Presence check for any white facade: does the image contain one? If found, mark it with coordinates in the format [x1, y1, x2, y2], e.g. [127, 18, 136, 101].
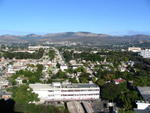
[128, 47, 141, 52]
[136, 101, 150, 110]
[60, 65, 68, 71]
[28, 46, 49, 50]
[15, 77, 23, 85]
[7, 65, 15, 74]
[139, 49, 150, 58]
[0, 80, 9, 89]
[29, 82, 100, 102]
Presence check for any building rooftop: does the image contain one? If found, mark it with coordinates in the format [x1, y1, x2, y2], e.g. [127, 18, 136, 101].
[29, 84, 52, 90]
[64, 83, 98, 88]
[29, 82, 99, 90]
[138, 87, 150, 95]
[135, 106, 150, 113]
[0, 91, 12, 96]
[137, 87, 150, 101]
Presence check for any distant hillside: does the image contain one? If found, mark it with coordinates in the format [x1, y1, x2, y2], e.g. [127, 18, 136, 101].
[0, 32, 150, 46]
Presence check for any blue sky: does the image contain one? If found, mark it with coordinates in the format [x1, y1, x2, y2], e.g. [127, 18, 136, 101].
[0, 0, 150, 35]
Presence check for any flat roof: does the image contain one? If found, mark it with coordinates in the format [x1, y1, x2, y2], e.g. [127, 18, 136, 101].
[65, 83, 98, 88]
[138, 87, 150, 95]
[29, 84, 52, 90]
[29, 83, 99, 90]
[137, 87, 150, 101]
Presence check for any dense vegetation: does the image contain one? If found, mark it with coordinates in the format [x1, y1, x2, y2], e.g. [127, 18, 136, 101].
[1, 48, 44, 59]
[62, 50, 105, 62]
[9, 64, 43, 84]
[15, 103, 68, 113]
[48, 49, 56, 60]
[7, 85, 39, 104]
[101, 82, 141, 112]
[61, 49, 150, 87]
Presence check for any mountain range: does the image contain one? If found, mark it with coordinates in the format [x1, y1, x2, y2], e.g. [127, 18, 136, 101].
[0, 32, 150, 46]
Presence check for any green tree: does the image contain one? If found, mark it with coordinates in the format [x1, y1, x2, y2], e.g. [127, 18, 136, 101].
[96, 78, 105, 87]
[52, 70, 67, 79]
[119, 91, 140, 110]
[48, 49, 55, 60]
[101, 83, 127, 101]
[69, 77, 78, 83]
[8, 85, 39, 104]
[79, 72, 90, 83]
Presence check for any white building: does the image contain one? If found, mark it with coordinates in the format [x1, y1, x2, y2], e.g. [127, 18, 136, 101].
[134, 87, 150, 112]
[7, 65, 15, 74]
[60, 65, 68, 71]
[28, 46, 49, 50]
[15, 77, 23, 85]
[139, 49, 150, 58]
[29, 82, 100, 102]
[128, 47, 141, 52]
[136, 101, 150, 110]
[0, 80, 9, 89]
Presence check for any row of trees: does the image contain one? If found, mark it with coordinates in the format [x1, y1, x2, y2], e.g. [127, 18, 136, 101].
[1, 48, 44, 59]
[62, 50, 106, 62]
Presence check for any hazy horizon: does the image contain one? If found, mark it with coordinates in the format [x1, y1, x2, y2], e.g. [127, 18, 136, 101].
[0, 31, 150, 37]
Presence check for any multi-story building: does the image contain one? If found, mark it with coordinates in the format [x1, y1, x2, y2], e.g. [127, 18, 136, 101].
[28, 46, 49, 50]
[134, 87, 150, 113]
[139, 49, 150, 58]
[128, 47, 141, 52]
[29, 82, 100, 102]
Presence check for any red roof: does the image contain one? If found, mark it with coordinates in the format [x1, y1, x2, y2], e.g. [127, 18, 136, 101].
[114, 78, 125, 83]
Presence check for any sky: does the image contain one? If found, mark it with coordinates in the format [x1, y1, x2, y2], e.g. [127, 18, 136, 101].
[0, 0, 150, 35]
